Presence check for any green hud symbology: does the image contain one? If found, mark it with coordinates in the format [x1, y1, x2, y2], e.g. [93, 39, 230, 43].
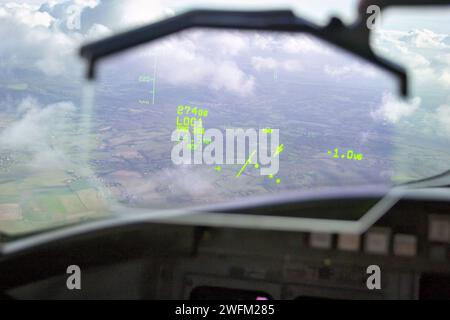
[175, 105, 210, 150]
[173, 108, 284, 185]
[328, 148, 363, 161]
[137, 55, 157, 105]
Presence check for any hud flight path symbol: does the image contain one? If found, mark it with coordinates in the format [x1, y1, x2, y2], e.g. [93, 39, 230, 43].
[236, 150, 257, 177]
[269, 144, 284, 184]
[138, 55, 157, 105]
[237, 143, 284, 184]
[275, 144, 284, 157]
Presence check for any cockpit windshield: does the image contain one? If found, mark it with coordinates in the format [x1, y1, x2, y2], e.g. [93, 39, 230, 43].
[0, 1, 449, 236]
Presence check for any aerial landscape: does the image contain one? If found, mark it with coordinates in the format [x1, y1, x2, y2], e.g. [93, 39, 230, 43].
[1, 28, 450, 235]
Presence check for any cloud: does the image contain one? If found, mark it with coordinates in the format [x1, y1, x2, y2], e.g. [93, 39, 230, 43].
[437, 53, 450, 66]
[281, 35, 330, 55]
[1, 1, 447, 100]
[251, 56, 302, 72]
[371, 93, 421, 124]
[0, 1, 328, 91]
[0, 0, 167, 78]
[439, 71, 450, 88]
[251, 56, 278, 70]
[39, 0, 100, 31]
[202, 32, 248, 56]
[0, 1, 255, 96]
[394, 44, 430, 68]
[210, 61, 255, 95]
[400, 29, 449, 49]
[85, 22, 112, 40]
[78, 0, 171, 32]
[250, 33, 330, 55]
[0, 2, 85, 77]
[373, 28, 450, 91]
[148, 31, 255, 96]
[252, 34, 274, 51]
[2, 2, 54, 27]
[0, 97, 76, 171]
[375, 29, 449, 54]
[113, 0, 171, 28]
[324, 62, 379, 79]
[436, 104, 450, 135]
[373, 33, 431, 68]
